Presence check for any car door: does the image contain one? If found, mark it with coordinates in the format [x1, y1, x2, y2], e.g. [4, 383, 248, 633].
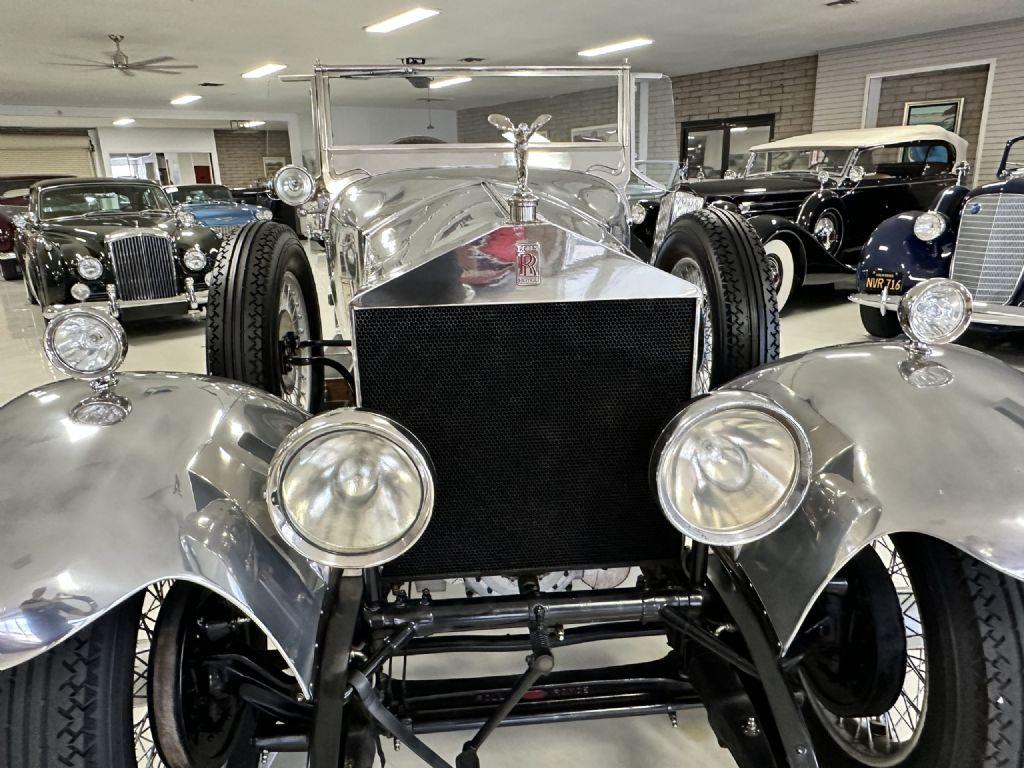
[840, 144, 924, 258]
[908, 141, 958, 208]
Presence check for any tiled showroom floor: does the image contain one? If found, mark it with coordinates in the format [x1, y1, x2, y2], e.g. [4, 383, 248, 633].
[3, 247, 1023, 768]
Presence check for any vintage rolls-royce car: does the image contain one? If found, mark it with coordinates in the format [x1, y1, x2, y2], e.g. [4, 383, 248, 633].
[164, 182, 273, 237]
[652, 125, 967, 308]
[3, 64, 1024, 768]
[0, 173, 68, 280]
[14, 177, 221, 320]
[852, 134, 1024, 337]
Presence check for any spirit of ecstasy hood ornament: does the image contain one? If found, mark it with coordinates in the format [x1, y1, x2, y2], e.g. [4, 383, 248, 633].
[488, 112, 551, 224]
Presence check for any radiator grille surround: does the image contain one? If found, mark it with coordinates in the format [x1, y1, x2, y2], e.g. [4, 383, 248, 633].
[951, 193, 1024, 305]
[108, 233, 178, 301]
[355, 298, 696, 580]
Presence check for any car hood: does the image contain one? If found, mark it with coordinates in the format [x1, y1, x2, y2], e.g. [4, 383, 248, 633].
[39, 212, 177, 239]
[965, 174, 1024, 199]
[681, 174, 822, 200]
[185, 203, 260, 226]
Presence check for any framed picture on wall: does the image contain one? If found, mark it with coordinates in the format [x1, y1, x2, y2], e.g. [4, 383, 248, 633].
[903, 99, 964, 134]
[262, 156, 286, 178]
[571, 123, 618, 143]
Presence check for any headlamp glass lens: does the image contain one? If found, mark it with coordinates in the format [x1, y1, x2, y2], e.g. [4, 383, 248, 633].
[280, 430, 424, 553]
[913, 211, 946, 242]
[906, 281, 969, 343]
[49, 313, 123, 375]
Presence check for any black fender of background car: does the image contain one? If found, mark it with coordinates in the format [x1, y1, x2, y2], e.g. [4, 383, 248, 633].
[745, 214, 818, 285]
[793, 189, 851, 271]
[855, 212, 950, 293]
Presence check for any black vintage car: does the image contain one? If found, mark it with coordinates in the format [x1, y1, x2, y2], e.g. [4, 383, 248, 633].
[15, 177, 221, 320]
[852, 133, 1024, 337]
[652, 125, 968, 307]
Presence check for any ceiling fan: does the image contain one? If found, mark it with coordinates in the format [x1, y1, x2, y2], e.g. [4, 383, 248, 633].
[52, 34, 199, 76]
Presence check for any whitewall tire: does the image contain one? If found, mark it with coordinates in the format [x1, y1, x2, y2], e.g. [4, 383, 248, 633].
[764, 237, 796, 310]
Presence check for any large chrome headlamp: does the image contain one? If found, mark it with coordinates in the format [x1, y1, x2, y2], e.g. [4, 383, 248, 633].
[898, 278, 972, 346]
[652, 392, 811, 546]
[266, 409, 435, 568]
[43, 307, 127, 382]
[652, 191, 705, 253]
[913, 211, 947, 242]
[271, 165, 316, 207]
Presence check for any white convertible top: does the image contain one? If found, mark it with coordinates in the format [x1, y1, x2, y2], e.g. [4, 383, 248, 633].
[751, 125, 967, 161]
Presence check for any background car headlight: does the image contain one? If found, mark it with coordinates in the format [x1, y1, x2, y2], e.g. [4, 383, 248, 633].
[255, 207, 274, 221]
[272, 165, 316, 207]
[898, 278, 972, 345]
[652, 392, 811, 546]
[630, 202, 648, 225]
[266, 409, 434, 567]
[43, 307, 127, 381]
[183, 245, 207, 271]
[913, 211, 947, 242]
[76, 256, 103, 280]
[175, 208, 198, 227]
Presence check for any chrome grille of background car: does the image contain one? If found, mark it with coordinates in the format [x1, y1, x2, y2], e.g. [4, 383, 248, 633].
[212, 225, 242, 238]
[108, 234, 178, 301]
[950, 193, 1024, 304]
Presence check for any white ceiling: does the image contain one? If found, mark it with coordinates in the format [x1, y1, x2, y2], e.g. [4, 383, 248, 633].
[3, 0, 1023, 116]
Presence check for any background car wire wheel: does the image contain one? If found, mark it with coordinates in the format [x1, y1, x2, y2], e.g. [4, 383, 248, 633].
[800, 534, 1024, 767]
[763, 237, 797, 310]
[813, 209, 844, 256]
[206, 221, 324, 412]
[135, 581, 172, 767]
[655, 206, 780, 392]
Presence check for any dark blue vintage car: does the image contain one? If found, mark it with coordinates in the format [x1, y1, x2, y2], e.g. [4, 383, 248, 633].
[163, 183, 272, 237]
[852, 134, 1024, 337]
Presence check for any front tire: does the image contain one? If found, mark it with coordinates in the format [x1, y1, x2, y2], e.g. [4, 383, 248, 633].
[860, 304, 901, 338]
[206, 221, 324, 411]
[654, 207, 780, 393]
[0, 258, 19, 281]
[803, 535, 1024, 767]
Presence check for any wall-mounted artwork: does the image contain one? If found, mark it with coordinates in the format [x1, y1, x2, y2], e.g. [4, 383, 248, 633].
[903, 98, 964, 134]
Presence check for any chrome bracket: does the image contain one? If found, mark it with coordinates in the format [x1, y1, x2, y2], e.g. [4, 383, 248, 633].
[105, 283, 120, 318]
[184, 276, 198, 311]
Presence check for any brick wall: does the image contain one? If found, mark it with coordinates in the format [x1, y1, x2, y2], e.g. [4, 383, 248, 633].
[672, 56, 818, 140]
[456, 55, 818, 160]
[213, 129, 292, 187]
[874, 65, 988, 159]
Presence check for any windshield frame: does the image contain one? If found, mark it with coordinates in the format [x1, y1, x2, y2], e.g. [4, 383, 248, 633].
[295, 64, 635, 192]
[743, 147, 856, 179]
[34, 182, 173, 221]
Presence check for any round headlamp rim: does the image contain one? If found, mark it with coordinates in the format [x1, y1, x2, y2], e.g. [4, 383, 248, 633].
[913, 210, 947, 242]
[652, 391, 813, 546]
[897, 277, 973, 346]
[271, 164, 316, 207]
[266, 408, 435, 568]
[43, 306, 128, 381]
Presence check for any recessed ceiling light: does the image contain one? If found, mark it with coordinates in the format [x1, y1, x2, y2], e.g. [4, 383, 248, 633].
[578, 37, 654, 58]
[365, 7, 439, 34]
[170, 94, 202, 105]
[112, 118, 135, 126]
[241, 120, 266, 128]
[429, 76, 471, 89]
[242, 63, 286, 79]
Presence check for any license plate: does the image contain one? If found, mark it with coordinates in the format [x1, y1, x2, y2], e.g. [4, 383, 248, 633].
[864, 270, 903, 294]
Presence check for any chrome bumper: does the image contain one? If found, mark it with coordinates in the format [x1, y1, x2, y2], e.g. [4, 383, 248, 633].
[0, 252, 15, 262]
[43, 288, 209, 321]
[849, 292, 1024, 328]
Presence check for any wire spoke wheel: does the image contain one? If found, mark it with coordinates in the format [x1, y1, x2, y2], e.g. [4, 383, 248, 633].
[671, 256, 713, 395]
[133, 581, 172, 767]
[813, 210, 844, 256]
[278, 271, 312, 410]
[807, 537, 927, 765]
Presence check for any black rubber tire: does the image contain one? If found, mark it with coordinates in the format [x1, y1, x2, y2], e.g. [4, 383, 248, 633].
[654, 206, 780, 388]
[860, 304, 901, 338]
[206, 221, 324, 411]
[0, 258, 20, 281]
[0, 594, 143, 767]
[805, 535, 1024, 767]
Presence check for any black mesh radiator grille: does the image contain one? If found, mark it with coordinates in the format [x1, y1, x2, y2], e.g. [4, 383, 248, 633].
[354, 298, 696, 579]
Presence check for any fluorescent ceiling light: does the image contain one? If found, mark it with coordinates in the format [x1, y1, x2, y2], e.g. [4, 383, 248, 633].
[365, 7, 439, 33]
[241, 120, 266, 128]
[242, 63, 286, 79]
[170, 94, 202, 105]
[578, 37, 653, 57]
[731, 126, 748, 133]
[429, 76, 471, 89]
[112, 118, 135, 126]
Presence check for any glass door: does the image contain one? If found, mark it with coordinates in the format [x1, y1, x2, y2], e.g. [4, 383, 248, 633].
[681, 115, 775, 180]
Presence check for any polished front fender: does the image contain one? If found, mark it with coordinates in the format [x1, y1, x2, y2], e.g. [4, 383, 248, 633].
[0, 374, 327, 696]
[726, 342, 1024, 650]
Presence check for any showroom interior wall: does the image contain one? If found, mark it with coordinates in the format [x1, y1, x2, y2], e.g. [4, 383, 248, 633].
[86, 126, 223, 183]
[214, 129, 293, 186]
[813, 18, 1024, 180]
